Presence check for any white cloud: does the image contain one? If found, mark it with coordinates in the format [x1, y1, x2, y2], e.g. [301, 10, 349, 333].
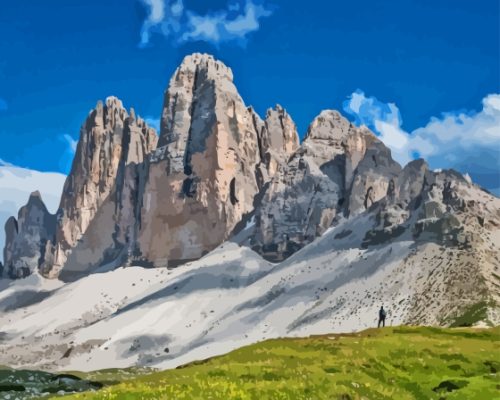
[139, 0, 273, 47]
[343, 90, 500, 193]
[139, 0, 167, 46]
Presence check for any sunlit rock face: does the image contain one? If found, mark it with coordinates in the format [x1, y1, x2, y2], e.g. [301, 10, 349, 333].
[42, 97, 158, 280]
[2, 54, 299, 278]
[3, 53, 498, 280]
[137, 54, 299, 266]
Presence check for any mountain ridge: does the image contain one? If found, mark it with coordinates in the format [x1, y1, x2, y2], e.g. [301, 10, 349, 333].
[0, 54, 498, 371]
[2, 53, 498, 279]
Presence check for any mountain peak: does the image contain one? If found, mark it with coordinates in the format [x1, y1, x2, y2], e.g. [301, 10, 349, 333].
[177, 53, 233, 82]
[305, 109, 351, 141]
[23, 190, 48, 211]
[28, 190, 42, 200]
[105, 96, 124, 108]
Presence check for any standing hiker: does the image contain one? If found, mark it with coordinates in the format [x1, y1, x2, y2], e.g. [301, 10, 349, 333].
[378, 306, 386, 328]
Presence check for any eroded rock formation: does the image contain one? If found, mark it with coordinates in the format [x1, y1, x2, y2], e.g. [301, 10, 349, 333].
[136, 54, 299, 266]
[3, 192, 56, 278]
[251, 110, 401, 261]
[3, 53, 497, 280]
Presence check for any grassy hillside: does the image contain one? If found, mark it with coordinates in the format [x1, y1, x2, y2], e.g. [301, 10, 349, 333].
[1, 326, 497, 399]
[52, 326, 499, 400]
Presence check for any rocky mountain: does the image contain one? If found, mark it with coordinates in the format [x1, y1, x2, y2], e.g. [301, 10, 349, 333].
[0, 52, 498, 372]
[2, 54, 300, 280]
[250, 110, 402, 261]
[46, 97, 158, 280]
[3, 97, 158, 281]
[135, 54, 298, 267]
[3, 191, 56, 279]
[0, 163, 65, 266]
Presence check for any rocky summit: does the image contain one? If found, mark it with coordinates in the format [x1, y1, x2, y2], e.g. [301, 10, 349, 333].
[2, 52, 499, 295]
[2, 54, 300, 280]
[0, 53, 499, 372]
[136, 54, 298, 268]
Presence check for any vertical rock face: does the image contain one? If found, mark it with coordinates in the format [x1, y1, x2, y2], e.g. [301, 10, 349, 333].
[4, 52, 495, 280]
[346, 135, 402, 216]
[43, 97, 157, 280]
[253, 151, 341, 261]
[2, 54, 299, 278]
[251, 110, 402, 261]
[257, 105, 300, 179]
[137, 54, 299, 266]
[3, 192, 56, 278]
[3, 217, 18, 276]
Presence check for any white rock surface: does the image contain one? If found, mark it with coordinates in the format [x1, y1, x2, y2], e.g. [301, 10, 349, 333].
[0, 198, 498, 371]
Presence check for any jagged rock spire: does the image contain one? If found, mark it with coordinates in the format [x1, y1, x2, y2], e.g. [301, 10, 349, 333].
[137, 53, 299, 267]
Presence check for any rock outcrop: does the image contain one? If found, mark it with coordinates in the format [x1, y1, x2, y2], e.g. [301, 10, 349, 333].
[2, 54, 299, 278]
[251, 110, 496, 262]
[251, 110, 401, 261]
[135, 54, 298, 267]
[1, 98, 156, 281]
[2, 52, 498, 281]
[3, 192, 56, 278]
[45, 98, 157, 280]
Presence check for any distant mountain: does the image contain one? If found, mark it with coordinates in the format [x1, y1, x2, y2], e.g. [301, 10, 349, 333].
[0, 54, 498, 371]
[0, 163, 65, 265]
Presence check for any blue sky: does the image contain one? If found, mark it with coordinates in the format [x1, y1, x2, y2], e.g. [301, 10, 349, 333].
[0, 0, 498, 192]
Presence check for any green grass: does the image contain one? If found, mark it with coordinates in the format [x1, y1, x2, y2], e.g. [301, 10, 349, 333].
[446, 301, 491, 328]
[44, 326, 499, 400]
[1, 327, 495, 399]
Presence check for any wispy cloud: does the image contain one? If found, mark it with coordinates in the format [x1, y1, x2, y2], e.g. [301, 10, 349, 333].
[63, 134, 78, 153]
[138, 0, 273, 47]
[0, 97, 7, 111]
[139, 0, 168, 46]
[343, 90, 500, 193]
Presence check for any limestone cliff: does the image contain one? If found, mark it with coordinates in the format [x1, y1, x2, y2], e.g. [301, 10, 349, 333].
[251, 110, 401, 261]
[2, 53, 497, 281]
[3, 54, 299, 278]
[41, 98, 157, 280]
[136, 54, 299, 266]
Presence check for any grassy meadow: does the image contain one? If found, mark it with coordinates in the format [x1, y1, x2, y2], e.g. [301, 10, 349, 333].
[35, 326, 500, 400]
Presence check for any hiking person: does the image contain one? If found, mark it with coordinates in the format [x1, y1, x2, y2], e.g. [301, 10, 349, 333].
[378, 306, 386, 328]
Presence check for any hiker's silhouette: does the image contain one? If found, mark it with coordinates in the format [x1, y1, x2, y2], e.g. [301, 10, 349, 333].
[378, 306, 386, 328]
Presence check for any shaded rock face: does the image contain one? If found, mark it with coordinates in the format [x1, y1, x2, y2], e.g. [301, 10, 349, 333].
[3, 54, 299, 279]
[255, 105, 300, 182]
[43, 98, 158, 280]
[3, 53, 497, 279]
[137, 54, 299, 266]
[3, 192, 56, 278]
[251, 111, 402, 261]
[251, 107, 497, 261]
[358, 160, 500, 252]
[253, 152, 341, 261]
